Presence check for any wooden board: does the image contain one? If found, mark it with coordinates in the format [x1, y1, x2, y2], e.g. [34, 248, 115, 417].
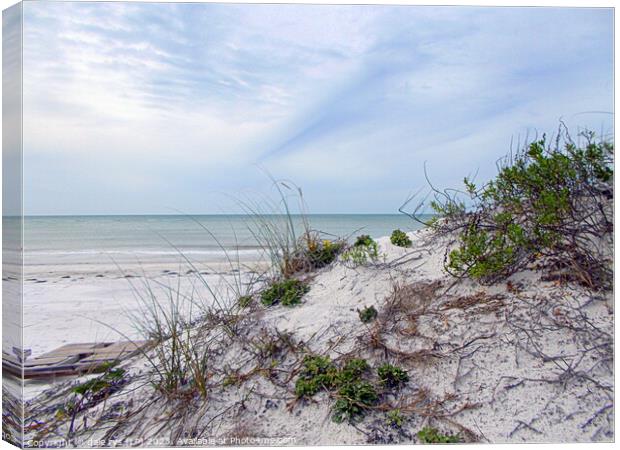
[2, 340, 151, 379]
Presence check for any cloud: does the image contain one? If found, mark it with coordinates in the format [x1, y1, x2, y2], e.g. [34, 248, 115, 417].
[20, 3, 613, 214]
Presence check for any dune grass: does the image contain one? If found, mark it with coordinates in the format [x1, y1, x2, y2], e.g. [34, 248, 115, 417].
[237, 176, 345, 279]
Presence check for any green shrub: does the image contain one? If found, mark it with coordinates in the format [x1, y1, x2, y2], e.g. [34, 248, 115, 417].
[295, 356, 412, 424]
[294, 355, 338, 397]
[336, 358, 369, 385]
[377, 364, 409, 388]
[390, 229, 412, 247]
[306, 239, 345, 268]
[295, 356, 371, 398]
[417, 426, 460, 443]
[332, 381, 378, 424]
[300, 355, 335, 378]
[294, 355, 376, 424]
[422, 130, 613, 288]
[358, 305, 378, 323]
[354, 235, 375, 247]
[294, 378, 321, 398]
[342, 235, 379, 266]
[261, 279, 309, 307]
[386, 409, 405, 428]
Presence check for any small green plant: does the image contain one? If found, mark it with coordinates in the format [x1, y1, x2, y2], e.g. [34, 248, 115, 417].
[417, 426, 460, 444]
[294, 378, 323, 398]
[336, 358, 369, 385]
[295, 355, 338, 397]
[386, 409, 405, 428]
[294, 356, 389, 424]
[295, 356, 373, 398]
[72, 379, 110, 396]
[306, 238, 345, 268]
[332, 381, 379, 424]
[354, 235, 374, 247]
[358, 305, 378, 323]
[237, 295, 253, 308]
[377, 364, 409, 388]
[261, 278, 310, 307]
[68, 365, 127, 431]
[342, 235, 379, 266]
[72, 368, 126, 396]
[390, 229, 412, 247]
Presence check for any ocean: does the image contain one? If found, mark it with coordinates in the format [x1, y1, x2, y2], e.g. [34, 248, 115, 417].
[24, 214, 428, 266]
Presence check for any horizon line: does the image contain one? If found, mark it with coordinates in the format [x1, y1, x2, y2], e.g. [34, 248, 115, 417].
[20, 212, 432, 218]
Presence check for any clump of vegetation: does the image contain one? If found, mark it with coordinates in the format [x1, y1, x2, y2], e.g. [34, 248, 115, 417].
[64, 366, 128, 429]
[240, 178, 345, 278]
[402, 129, 613, 289]
[342, 235, 380, 266]
[294, 355, 339, 397]
[332, 380, 379, 424]
[294, 356, 371, 397]
[377, 364, 409, 388]
[358, 305, 378, 323]
[306, 238, 346, 269]
[336, 358, 369, 384]
[72, 368, 126, 397]
[294, 355, 379, 424]
[390, 229, 412, 247]
[354, 235, 375, 247]
[386, 409, 406, 428]
[237, 295, 253, 308]
[417, 426, 460, 444]
[261, 278, 309, 307]
[128, 282, 213, 398]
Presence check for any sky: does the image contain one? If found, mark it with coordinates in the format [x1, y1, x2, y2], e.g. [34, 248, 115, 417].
[15, 2, 614, 215]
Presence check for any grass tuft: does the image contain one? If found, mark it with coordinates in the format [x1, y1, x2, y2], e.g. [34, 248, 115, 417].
[385, 409, 406, 428]
[237, 295, 253, 308]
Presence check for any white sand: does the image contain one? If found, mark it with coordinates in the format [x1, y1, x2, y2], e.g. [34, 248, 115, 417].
[18, 259, 268, 401]
[22, 229, 614, 445]
[22, 259, 269, 355]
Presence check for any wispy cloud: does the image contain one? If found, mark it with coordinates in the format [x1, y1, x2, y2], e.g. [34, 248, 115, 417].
[21, 3, 613, 214]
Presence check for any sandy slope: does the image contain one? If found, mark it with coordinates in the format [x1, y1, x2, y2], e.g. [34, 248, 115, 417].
[23, 228, 613, 446]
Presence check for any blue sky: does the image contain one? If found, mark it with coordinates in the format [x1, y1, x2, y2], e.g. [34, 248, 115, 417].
[20, 2, 613, 215]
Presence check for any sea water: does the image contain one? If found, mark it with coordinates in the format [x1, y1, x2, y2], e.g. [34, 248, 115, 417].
[24, 214, 428, 266]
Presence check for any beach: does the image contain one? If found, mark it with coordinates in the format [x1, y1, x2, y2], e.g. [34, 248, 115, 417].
[19, 214, 423, 398]
[21, 226, 614, 444]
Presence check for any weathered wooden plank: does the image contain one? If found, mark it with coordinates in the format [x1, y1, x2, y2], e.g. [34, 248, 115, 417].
[2, 341, 151, 379]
